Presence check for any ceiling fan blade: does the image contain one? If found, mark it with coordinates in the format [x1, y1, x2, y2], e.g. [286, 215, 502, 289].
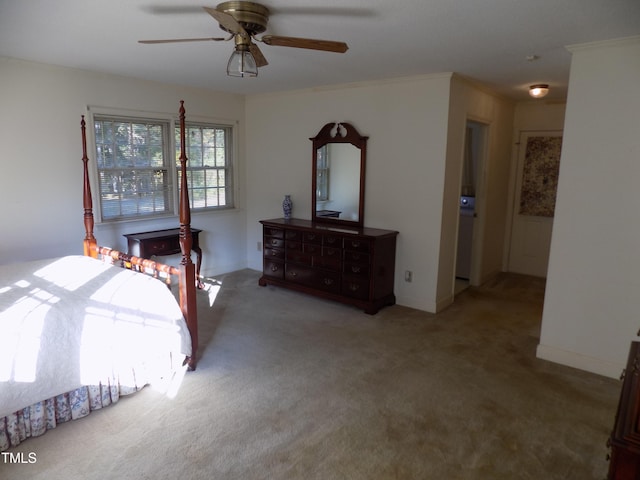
[203, 6, 246, 35]
[139, 37, 228, 44]
[261, 35, 348, 53]
[250, 43, 268, 67]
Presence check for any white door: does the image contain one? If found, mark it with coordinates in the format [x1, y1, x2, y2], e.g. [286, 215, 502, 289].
[508, 131, 562, 277]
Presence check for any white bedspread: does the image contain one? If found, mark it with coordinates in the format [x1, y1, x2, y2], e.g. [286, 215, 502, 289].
[0, 256, 192, 418]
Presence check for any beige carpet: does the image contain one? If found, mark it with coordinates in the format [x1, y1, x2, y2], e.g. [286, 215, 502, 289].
[0, 270, 620, 479]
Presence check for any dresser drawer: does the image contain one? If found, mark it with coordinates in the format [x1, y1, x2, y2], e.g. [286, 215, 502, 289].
[343, 237, 371, 253]
[285, 263, 314, 284]
[286, 250, 312, 266]
[264, 247, 284, 261]
[323, 247, 342, 259]
[303, 243, 322, 255]
[303, 232, 322, 245]
[265, 236, 284, 249]
[286, 241, 302, 252]
[311, 270, 341, 294]
[323, 234, 342, 248]
[146, 237, 180, 255]
[285, 230, 302, 241]
[263, 258, 284, 279]
[314, 256, 341, 271]
[342, 276, 370, 300]
[344, 263, 370, 277]
[344, 250, 370, 265]
[264, 227, 284, 239]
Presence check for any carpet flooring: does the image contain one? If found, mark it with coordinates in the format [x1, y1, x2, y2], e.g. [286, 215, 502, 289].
[0, 270, 621, 479]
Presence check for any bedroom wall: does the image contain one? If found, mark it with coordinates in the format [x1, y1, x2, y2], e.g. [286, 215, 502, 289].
[537, 36, 640, 378]
[244, 74, 514, 313]
[0, 57, 247, 276]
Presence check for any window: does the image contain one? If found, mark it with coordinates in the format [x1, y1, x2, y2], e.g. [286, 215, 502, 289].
[176, 123, 233, 210]
[92, 112, 234, 222]
[94, 116, 173, 221]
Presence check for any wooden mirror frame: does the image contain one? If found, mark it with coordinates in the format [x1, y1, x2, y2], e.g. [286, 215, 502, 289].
[310, 122, 368, 228]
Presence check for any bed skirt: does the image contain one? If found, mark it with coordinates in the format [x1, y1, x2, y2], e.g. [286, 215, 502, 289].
[0, 380, 142, 452]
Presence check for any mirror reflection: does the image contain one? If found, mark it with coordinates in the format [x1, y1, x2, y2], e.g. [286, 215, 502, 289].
[316, 143, 361, 222]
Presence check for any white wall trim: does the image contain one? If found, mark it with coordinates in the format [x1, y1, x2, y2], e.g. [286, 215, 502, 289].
[566, 35, 640, 53]
[395, 294, 438, 313]
[536, 344, 622, 379]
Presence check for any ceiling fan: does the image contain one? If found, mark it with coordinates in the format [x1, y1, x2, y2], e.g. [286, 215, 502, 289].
[139, 1, 349, 77]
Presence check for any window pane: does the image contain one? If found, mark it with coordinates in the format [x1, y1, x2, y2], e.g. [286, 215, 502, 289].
[206, 169, 219, 187]
[215, 148, 225, 167]
[189, 146, 203, 167]
[149, 125, 162, 145]
[188, 127, 202, 146]
[115, 123, 131, 145]
[190, 169, 204, 187]
[203, 147, 216, 167]
[116, 145, 132, 167]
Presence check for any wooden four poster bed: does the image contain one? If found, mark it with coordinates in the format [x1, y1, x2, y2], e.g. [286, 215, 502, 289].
[0, 101, 199, 451]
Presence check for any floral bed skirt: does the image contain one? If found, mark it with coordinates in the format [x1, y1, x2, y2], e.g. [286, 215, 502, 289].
[0, 380, 141, 451]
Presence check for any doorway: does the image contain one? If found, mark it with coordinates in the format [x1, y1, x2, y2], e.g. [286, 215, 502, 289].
[507, 130, 562, 277]
[455, 120, 487, 295]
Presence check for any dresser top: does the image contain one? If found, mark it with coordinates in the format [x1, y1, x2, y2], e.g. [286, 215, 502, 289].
[260, 218, 398, 238]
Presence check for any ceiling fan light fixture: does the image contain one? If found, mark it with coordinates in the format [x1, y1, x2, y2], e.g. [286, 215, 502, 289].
[529, 84, 549, 98]
[227, 44, 258, 77]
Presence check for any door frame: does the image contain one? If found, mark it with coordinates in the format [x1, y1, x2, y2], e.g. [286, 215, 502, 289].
[458, 118, 489, 288]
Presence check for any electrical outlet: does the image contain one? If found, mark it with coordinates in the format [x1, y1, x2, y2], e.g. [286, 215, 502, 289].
[257, 241, 262, 251]
[405, 270, 412, 282]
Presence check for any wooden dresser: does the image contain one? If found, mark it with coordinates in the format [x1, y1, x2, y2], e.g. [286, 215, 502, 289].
[259, 218, 398, 314]
[608, 341, 640, 478]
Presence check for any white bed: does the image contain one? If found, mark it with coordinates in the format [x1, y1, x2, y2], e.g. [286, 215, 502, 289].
[0, 255, 192, 450]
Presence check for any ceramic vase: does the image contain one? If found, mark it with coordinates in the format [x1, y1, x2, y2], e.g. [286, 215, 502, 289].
[282, 195, 292, 219]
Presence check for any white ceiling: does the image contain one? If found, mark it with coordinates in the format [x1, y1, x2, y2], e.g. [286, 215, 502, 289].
[1, 0, 639, 101]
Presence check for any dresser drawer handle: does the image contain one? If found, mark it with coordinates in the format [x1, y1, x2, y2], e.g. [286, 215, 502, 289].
[271, 251, 278, 256]
[326, 237, 337, 244]
[351, 241, 360, 248]
[323, 278, 334, 286]
[351, 266, 361, 273]
[349, 283, 360, 291]
[308, 234, 316, 240]
[271, 239, 278, 245]
[290, 271, 297, 277]
[270, 265, 279, 272]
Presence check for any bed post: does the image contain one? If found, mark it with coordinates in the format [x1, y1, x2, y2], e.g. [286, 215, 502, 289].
[178, 101, 198, 370]
[81, 115, 97, 258]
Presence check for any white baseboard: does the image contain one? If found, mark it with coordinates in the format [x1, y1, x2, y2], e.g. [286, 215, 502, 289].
[536, 343, 623, 379]
[394, 294, 437, 314]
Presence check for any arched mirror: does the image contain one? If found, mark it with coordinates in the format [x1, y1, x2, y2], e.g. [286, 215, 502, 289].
[310, 122, 367, 228]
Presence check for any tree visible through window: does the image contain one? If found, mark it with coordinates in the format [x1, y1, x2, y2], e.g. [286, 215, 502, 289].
[94, 116, 172, 221]
[176, 123, 233, 210]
